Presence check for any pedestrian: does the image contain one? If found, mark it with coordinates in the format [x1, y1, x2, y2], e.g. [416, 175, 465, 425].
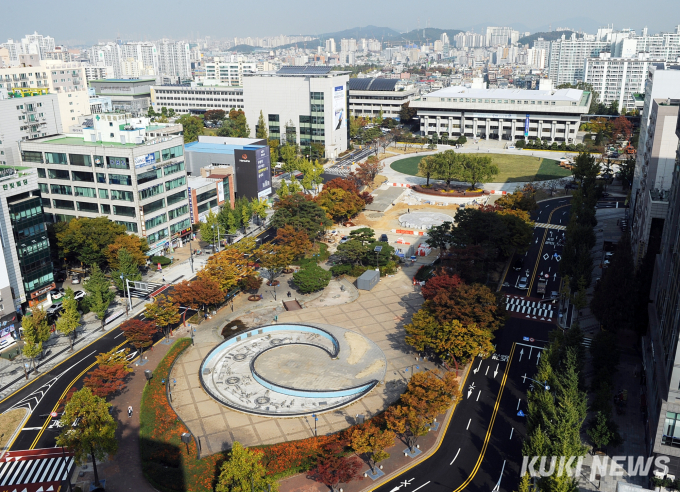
[287, 291, 291, 298]
[128, 406, 133, 418]
[162, 275, 166, 283]
[408, 208, 410, 213]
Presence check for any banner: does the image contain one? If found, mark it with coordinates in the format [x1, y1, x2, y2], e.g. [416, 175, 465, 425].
[333, 85, 346, 130]
[524, 114, 530, 137]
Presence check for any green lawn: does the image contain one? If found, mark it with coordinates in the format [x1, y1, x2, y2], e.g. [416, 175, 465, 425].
[390, 153, 571, 183]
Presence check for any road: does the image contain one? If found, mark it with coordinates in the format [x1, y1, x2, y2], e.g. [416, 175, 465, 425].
[371, 198, 573, 492]
[325, 147, 376, 177]
[0, 225, 277, 452]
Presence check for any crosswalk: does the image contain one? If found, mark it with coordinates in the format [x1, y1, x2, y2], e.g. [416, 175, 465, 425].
[582, 337, 592, 348]
[534, 222, 567, 231]
[504, 295, 555, 321]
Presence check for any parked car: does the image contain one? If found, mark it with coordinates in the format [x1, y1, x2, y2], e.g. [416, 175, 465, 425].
[339, 236, 349, 244]
[50, 289, 63, 300]
[512, 258, 524, 271]
[379, 234, 388, 242]
[74, 291, 86, 301]
[71, 275, 80, 284]
[518, 277, 528, 290]
[605, 252, 614, 258]
[46, 303, 63, 316]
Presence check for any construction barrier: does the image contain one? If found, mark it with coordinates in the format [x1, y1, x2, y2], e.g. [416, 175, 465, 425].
[488, 190, 507, 195]
[391, 183, 412, 188]
[392, 229, 426, 236]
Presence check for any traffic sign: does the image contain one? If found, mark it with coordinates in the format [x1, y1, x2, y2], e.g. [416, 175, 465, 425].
[544, 274, 549, 278]
[50, 412, 58, 418]
[522, 337, 535, 342]
[517, 410, 525, 417]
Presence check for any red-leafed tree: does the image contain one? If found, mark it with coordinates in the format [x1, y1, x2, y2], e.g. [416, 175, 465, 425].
[355, 156, 384, 185]
[310, 441, 363, 492]
[171, 278, 225, 312]
[612, 115, 633, 142]
[119, 319, 158, 358]
[421, 274, 464, 300]
[324, 177, 374, 205]
[83, 348, 132, 398]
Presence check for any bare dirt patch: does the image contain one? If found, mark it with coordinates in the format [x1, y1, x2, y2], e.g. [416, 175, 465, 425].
[344, 332, 370, 365]
[355, 359, 386, 379]
[353, 202, 459, 231]
[0, 408, 27, 450]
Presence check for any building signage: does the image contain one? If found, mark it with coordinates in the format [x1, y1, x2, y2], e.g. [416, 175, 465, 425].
[255, 147, 272, 198]
[31, 282, 55, 299]
[333, 85, 346, 130]
[217, 181, 225, 202]
[524, 114, 530, 137]
[188, 186, 194, 223]
[0, 324, 16, 340]
[467, 113, 516, 119]
[235, 147, 272, 200]
[134, 152, 157, 168]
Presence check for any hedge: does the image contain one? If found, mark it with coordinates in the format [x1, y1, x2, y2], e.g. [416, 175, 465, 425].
[150, 255, 172, 267]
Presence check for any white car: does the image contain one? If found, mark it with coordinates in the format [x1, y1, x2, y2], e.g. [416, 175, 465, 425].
[50, 289, 63, 300]
[73, 291, 86, 301]
[518, 277, 529, 290]
[46, 303, 63, 316]
[339, 236, 349, 244]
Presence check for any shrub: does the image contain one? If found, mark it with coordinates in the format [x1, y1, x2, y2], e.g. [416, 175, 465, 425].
[350, 265, 369, 277]
[330, 264, 352, 276]
[381, 260, 398, 276]
[414, 265, 434, 282]
[150, 255, 171, 267]
[293, 265, 331, 293]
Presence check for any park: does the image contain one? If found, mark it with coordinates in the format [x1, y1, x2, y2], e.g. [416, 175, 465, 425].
[390, 152, 571, 183]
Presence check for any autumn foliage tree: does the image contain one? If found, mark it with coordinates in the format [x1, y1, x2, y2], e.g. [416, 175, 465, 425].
[197, 240, 256, 292]
[105, 233, 149, 268]
[315, 188, 365, 222]
[255, 243, 294, 285]
[350, 424, 395, 473]
[310, 441, 363, 492]
[171, 278, 225, 312]
[323, 177, 373, 205]
[275, 225, 312, 260]
[119, 319, 158, 358]
[355, 155, 384, 185]
[83, 348, 132, 398]
[144, 294, 180, 340]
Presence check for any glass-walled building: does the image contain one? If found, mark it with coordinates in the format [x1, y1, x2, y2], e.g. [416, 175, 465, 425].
[0, 166, 55, 311]
[19, 113, 192, 256]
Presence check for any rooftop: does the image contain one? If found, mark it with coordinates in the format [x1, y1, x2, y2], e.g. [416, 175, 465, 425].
[187, 175, 219, 188]
[185, 141, 265, 155]
[89, 78, 156, 83]
[40, 136, 138, 147]
[421, 86, 586, 103]
[349, 78, 400, 91]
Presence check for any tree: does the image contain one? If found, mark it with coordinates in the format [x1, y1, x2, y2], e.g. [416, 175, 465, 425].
[55, 387, 118, 488]
[177, 114, 204, 143]
[315, 188, 365, 222]
[425, 222, 453, 251]
[21, 309, 48, 373]
[336, 239, 369, 266]
[619, 156, 635, 189]
[399, 101, 417, 123]
[219, 109, 251, 138]
[355, 156, 384, 185]
[111, 249, 142, 294]
[612, 115, 632, 142]
[255, 243, 293, 285]
[385, 404, 429, 453]
[349, 227, 376, 244]
[204, 109, 226, 124]
[587, 411, 615, 451]
[495, 184, 538, 213]
[55, 288, 80, 351]
[458, 155, 499, 189]
[324, 177, 373, 205]
[572, 151, 599, 186]
[429, 149, 463, 188]
[279, 145, 298, 174]
[293, 265, 331, 293]
[275, 225, 311, 260]
[350, 424, 395, 473]
[256, 110, 268, 139]
[144, 294, 180, 340]
[421, 275, 504, 333]
[119, 319, 158, 359]
[271, 193, 332, 240]
[171, 279, 225, 313]
[418, 156, 436, 186]
[198, 241, 256, 292]
[405, 310, 495, 364]
[268, 139, 280, 163]
[83, 348, 132, 398]
[83, 264, 116, 330]
[56, 217, 126, 267]
[200, 209, 221, 247]
[250, 197, 268, 224]
[215, 442, 278, 492]
[106, 234, 149, 269]
[310, 442, 363, 492]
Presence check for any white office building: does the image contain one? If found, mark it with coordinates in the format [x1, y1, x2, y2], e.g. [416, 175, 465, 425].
[151, 84, 244, 114]
[412, 86, 591, 142]
[243, 67, 349, 158]
[584, 53, 666, 111]
[19, 114, 192, 256]
[348, 78, 418, 119]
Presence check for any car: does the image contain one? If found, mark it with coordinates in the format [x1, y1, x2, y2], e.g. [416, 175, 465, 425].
[339, 236, 349, 244]
[50, 289, 63, 300]
[518, 277, 528, 289]
[603, 259, 611, 266]
[204, 248, 213, 255]
[73, 291, 86, 301]
[512, 258, 524, 271]
[550, 291, 560, 299]
[601, 192, 611, 197]
[71, 276, 80, 284]
[605, 252, 614, 258]
[379, 234, 388, 242]
[46, 303, 63, 315]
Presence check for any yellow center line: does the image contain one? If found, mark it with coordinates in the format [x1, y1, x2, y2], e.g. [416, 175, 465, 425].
[526, 205, 569, 296]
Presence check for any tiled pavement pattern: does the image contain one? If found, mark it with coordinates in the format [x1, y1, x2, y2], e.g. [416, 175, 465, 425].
[170, 271, 439, 456]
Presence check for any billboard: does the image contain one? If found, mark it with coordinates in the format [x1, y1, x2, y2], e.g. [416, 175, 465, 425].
[235, 147, 272, 200]
[333, 85, 346, 130]
[134, 152, 157, 168]
[217, 181, 225, 202]
[524, 115, 530, 137]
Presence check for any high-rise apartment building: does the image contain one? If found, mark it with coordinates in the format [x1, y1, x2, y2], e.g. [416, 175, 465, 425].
[204, 57, 257, 87]
[485, 27, 520, 46]
[325, 39, 336, 54]
[547, 35, 610, 85]
[340, 38, 357, 53]
[19, 114, 192, 256]
[1, 32, 56, 62]
[584, 53, 665, 111]
[156, 41, 191, 82]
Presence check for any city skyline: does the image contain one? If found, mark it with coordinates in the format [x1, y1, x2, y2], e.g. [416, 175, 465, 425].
[4, 0, 679, 46]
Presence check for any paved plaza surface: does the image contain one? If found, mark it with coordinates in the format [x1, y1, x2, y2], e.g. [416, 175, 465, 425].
[169, 263, 438, 456]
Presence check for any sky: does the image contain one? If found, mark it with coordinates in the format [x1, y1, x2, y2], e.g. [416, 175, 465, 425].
[4, 0, 679, 46]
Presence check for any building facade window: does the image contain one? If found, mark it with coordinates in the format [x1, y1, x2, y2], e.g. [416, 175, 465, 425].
[107, 156, 130, 169]
[45, 152, 67, 164]
[145, 213, 167, 230]
[22, 151, 43, 163]
[77, 201, 98, 213]
[147, 227, 168, 244]
[196, 188, 217, 204]
[116, 220, 138, 233]
[113, 205, 135, 217]
[139, 183, 164, 200]
[166, 189, 187, 206]
[98, 189, 108, 199]
[109, 174, 132, 186]
[163, 161, 184, 176]
[101, 204, 111, 214]
[53, 199, 74, 210]
[142, 198, 165, 215]
[168, 205, 188, 220]
[137, 168, 162, 185]
[170, 218, 190, 234]
[165, 176, 186, 191]
[110, 189, 134, 201]
[48, 169, 70, 180]
[161, 145, 183, 160]
[50, 184, 72, 195]
[37, 168, 46, 178]
[72, 171, 94, 182]
[69, 154, 92, 167]
[74, 186, 96, 198]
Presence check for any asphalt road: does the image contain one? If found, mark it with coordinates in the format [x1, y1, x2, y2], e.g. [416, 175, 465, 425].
[1, 226, 277, 452]
[370, 197, 574, 492]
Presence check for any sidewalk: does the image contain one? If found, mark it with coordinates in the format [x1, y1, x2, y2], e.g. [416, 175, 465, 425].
[71, 335, 177, 492]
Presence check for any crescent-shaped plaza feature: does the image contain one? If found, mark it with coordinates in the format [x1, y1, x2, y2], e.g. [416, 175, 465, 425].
[199, 323, 387, 417]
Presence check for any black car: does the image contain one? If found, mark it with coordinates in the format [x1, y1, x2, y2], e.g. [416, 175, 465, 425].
[379, 234, 388, 242]
[513, 258, 524, 271]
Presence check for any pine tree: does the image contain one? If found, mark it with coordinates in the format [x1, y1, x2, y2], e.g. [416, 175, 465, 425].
[84, 264, 115, 330]
[256, 110, 268, 139]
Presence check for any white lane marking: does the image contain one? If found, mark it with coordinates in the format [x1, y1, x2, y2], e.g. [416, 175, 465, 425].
[517, 399, 521, 410]
[466, 419, 471, 430]
[413, 482, 430, 492]
[450, 448, 461, 465]
[485, 366, 489, 376]
[476, 390, 481, 402]
[21, 427, 44, 431]
[510, 428, 514, 439]
[114, 332, 125, 339]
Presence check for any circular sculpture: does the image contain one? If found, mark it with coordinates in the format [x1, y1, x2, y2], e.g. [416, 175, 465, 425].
[399, 212, 455, 230]
[199, 323, 387, 416]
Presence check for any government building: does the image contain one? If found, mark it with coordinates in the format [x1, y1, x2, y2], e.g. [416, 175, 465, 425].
[411, 86, 591, 143]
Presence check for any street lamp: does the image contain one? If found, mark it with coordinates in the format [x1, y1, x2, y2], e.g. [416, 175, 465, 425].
[120, 274, 131, 315]
[181, 432, 192, 454]
[144, 370, 153, 385]
[211, 224, 220, 253]
[374, 246, 382, 272]
[521, 375, 550, 391]
[312, 413, 318, 436]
